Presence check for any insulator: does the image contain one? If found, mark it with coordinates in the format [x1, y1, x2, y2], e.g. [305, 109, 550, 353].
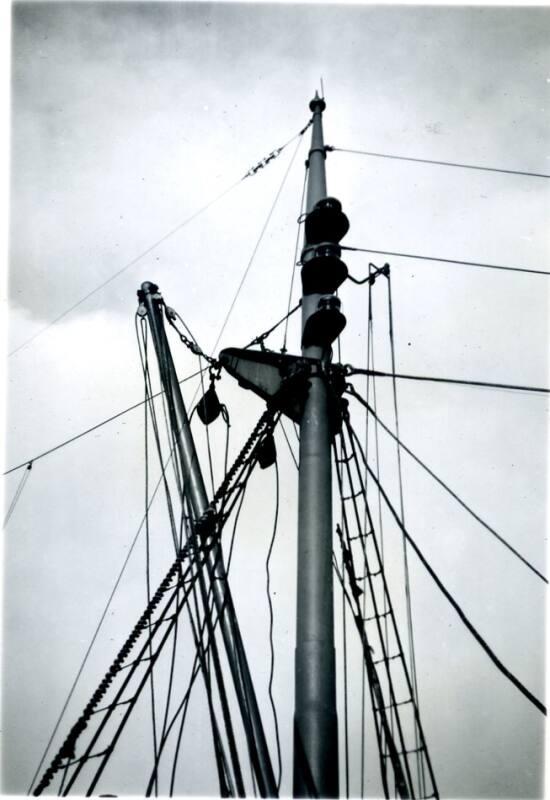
[304, 197, 349, 245]
[196, 383, 222, 425]
[301, 242, 348, 295]
[257, 432, 277, 469]
[302, 295, 346, 349]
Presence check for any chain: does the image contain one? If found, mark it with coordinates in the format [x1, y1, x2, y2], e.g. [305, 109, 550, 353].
[164, 305, 220, 372]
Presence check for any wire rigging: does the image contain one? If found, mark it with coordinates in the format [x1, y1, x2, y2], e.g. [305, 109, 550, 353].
[327, 145, 550, 180]
[386, 268, 426, 797]
[282, 163, 309, 353]
[26, 442, 185, 796]
[3, 368, 207, 477]
[342, 245, 550, 278]
[3, 461, 33, 528]
[210, 129, 307, 357]
[346, 385, 547, 585]
[265, 459, 283, 792]
[346, 366, 550, 395]
[9, 119, 313, 360]
[346, 419, 546, 717]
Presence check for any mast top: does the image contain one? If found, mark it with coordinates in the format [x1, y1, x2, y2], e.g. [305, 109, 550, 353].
[309, 90, 326, 113]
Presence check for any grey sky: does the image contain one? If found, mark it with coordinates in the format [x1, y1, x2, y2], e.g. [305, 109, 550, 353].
[4, 2, 549, 797]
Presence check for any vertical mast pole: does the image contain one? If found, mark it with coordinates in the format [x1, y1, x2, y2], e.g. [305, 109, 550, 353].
[293, 93, 339, 797]
[138, 282, 278, 797]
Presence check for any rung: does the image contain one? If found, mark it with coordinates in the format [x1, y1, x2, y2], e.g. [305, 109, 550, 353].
[119, 655, 152, 671]
[64, 748, 110, 767]
[341, 489, 363, 501]
[382, 745, 425, 758]
[364, 610, 391, 622]
[93, 698, 133, 715]
[373, 653, 400, 666]
[382, 698, 413, 711]
[349, 531, 373, 541]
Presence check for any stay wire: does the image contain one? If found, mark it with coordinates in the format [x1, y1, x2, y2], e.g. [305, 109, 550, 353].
[243, 301, 302, 351]
[278, 420, 298, 470]
[3, 460, 32, 528]
[342, 245, 550, 278]
[10, 117, 313, 359]
[266, 459, 283, 793]
[386, 272, 426, 796]
[26, 443, 183, 796]
[8, 181, 242, 359]
[282, 162, 309, 353]
[328, 145, 550, 180]
[3, 368, 207, 477]
[346, 385, 547, 585]
[348, 420, 546, 716]
[210, 130, 307, 358]
[346, 367, 550, 395]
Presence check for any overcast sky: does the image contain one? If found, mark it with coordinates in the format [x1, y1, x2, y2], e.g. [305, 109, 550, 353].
[3, 2, 549, 797]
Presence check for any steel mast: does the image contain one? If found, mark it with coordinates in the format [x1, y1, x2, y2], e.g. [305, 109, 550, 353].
[293, 92, 348, 798]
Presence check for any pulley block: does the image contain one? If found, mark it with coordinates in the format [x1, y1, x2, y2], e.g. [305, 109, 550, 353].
[304, 197, 350, 245]
[196, 383, 222, 425]
[257, 432, 277, 469]
[302, 295, 347, 349]
[301, 242, 348, 295]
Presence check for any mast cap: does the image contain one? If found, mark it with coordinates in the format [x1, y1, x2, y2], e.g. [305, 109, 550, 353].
[309, 91, 326, 113]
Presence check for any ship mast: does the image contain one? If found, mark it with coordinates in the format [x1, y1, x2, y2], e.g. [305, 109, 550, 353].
[293, 92, 344, 798]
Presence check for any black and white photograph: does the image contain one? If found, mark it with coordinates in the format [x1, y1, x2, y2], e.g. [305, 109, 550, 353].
[3, 1, 548, 797]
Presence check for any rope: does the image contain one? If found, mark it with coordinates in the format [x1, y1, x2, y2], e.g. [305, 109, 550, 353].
[266, 459, 283, 792]
[341, 245, 550, 278]
[348, 419, 546, 717]
[3, 461, 32, 528]
[346, 367, 550, 395]
[327, 145, 550, 180]
[3, 368, 207, 476]
[346, 385, 547, 585]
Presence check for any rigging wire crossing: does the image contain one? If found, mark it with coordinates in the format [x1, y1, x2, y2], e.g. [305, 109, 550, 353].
[345, 417, 546, 717]
[3, 368, 208, 477]
[9, 118, 313, 359]
[326, 145, 550, 180]
[345, 385, 547, 584]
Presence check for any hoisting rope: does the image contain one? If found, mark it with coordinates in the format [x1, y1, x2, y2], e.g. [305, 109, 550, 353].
[345, 418, 547, 717]
[32, 405, 280, 796]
